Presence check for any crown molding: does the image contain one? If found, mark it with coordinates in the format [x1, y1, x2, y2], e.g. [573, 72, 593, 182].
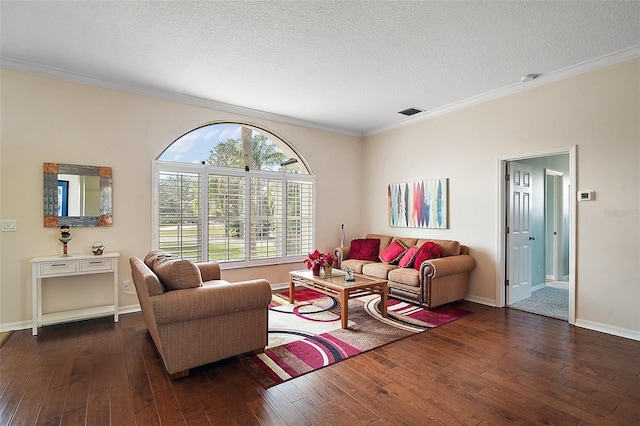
[2, 44, 638, 139]
[0, 57, 361, 138]
[366, 44, 640, 137]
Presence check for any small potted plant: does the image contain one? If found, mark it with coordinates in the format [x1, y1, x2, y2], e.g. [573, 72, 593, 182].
[91, 241, 105, 255]
[304, 250, 334, 276]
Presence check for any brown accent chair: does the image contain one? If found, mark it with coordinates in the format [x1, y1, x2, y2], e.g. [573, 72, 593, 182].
[130, 251, 272, 379]
[336, 234, 475, 310]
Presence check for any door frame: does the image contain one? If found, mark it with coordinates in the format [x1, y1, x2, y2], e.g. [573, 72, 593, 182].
[497, 145, 577, 324]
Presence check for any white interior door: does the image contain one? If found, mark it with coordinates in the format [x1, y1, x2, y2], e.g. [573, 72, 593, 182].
[507, 162, 533, 304]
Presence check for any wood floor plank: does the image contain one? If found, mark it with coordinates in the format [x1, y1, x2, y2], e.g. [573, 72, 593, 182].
[86, 387, 111, 425]
[0, 349, 39, 425]
[246, 397, 288, 426]
[309, 367, 381, 425]
[254, 386, 311, 426]
[35, 385, 67, 425]
[1, 304, 639, 425]
[152, 388, 185, 425]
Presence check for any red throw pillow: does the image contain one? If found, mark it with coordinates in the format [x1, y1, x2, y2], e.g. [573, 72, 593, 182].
[413, 242, 442, 270]
[349, 238, 380, 261]
[398, 246, 419, 268]
[379, 240, 408, 264]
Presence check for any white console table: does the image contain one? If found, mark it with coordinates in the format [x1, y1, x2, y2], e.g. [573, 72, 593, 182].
[31, 252, 120, 335]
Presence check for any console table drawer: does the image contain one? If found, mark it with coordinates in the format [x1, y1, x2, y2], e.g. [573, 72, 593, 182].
[40, 261, 77, 276]
[79, 258, 113, 272]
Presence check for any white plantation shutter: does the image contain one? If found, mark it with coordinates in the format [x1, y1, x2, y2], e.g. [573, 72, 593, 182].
[250, 177, 282, 260]
[286, 180, 313, 256]
[155, 163, 314, 266]
[157, 170, 202, 261]
[208, 174, 245, 262]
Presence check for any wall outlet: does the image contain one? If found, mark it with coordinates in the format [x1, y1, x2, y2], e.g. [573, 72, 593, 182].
[123, 280, 132, 291]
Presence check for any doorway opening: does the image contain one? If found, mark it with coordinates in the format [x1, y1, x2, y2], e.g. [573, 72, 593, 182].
[498, 146, 576, 324]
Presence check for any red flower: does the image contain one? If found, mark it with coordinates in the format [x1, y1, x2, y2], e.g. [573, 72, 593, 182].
[304, 250, 335, 269]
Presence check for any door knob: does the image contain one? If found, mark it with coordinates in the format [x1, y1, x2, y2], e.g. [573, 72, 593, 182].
[529, 236, 536, 241]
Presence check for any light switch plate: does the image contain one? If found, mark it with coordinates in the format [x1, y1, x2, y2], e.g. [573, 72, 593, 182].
[1, 220, 18, 232]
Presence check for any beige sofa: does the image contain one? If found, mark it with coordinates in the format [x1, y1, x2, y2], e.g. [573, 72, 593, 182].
[335, 234, 475, 310]
[130, 251, 272, 379]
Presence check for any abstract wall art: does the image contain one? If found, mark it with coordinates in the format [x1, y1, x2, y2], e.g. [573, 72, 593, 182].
[388, 178, 448, 229]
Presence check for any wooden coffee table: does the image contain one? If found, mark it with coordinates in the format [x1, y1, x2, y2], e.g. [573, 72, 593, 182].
[288, 270, 388, 329]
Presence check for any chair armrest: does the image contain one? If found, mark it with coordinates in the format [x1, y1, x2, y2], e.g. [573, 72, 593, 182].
[150, 279, 271, 325]
[420, 255, 475, 279]
[195, 261, 221, 281]
[334, 246, 350, 268]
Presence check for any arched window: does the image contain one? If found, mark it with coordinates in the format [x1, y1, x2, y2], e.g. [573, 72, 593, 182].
[153, 123, 314, 266]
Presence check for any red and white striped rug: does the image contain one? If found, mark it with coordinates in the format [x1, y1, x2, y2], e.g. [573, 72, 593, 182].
[239, 289, 470, 388]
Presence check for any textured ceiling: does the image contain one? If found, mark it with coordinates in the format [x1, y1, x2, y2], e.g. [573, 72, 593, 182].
[1, 1, 639, 135]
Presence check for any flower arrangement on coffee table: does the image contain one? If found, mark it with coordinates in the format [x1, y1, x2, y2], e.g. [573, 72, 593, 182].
[304, 249, 335, 276]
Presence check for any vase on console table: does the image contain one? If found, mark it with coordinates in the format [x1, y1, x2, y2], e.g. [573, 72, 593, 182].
[58, 226, 72, 256]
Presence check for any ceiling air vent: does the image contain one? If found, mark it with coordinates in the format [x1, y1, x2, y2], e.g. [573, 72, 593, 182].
[398, 107, 423, 116]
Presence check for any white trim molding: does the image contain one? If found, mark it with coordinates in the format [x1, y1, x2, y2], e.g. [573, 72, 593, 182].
[367, 45, 640, 136]
[3, 45, 638, 139]
[0, 57, 361, 138]
[575, 319, 640, 342]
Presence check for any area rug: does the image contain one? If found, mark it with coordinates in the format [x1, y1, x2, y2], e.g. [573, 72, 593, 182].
[238, 289, 470, 388]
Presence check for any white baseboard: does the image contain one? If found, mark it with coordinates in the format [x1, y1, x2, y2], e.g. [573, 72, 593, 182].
[119, 304, 141, 315]
[271, 282, 289, 291]
[464, 295, 498, 307]
[574, 319, 640, 342]
[0, 305, 143, 332]
[0, 320, 31, 332]
[531, 283, 546, 292]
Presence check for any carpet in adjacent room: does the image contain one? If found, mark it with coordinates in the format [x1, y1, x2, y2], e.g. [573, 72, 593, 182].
[509, 282, 569, 321]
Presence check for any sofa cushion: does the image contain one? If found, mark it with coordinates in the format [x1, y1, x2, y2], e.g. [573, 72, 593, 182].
[394, 237, 418, 250]
[152, 257, 203, 291]
[416, 239, 460, 257]
[364, 234, 393, 254]
[413, 242, 442, 270]
[388, 268, 421, 287]
[349, 238, 380, 261]
[379, 240, 407, 264]
[341, 259, 376, 273]
[398, 246, 419, 268]
[144, 249, 175, 268]
[362, 262, 398, 279]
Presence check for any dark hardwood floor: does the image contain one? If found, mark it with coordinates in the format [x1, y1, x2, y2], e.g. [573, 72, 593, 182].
[1, 302, 639, 425]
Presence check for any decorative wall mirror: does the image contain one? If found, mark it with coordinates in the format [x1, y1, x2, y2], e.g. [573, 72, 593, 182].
[43, 162, 112, 227]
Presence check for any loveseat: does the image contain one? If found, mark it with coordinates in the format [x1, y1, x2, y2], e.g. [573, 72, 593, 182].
[335, 234, 475, 310]
[130, 250, 272, 378]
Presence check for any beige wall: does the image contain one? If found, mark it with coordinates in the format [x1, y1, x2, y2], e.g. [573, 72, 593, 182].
[363, 58, 640, 336]
[2, 59, 638, 338]
[0, 69, 363, 327]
